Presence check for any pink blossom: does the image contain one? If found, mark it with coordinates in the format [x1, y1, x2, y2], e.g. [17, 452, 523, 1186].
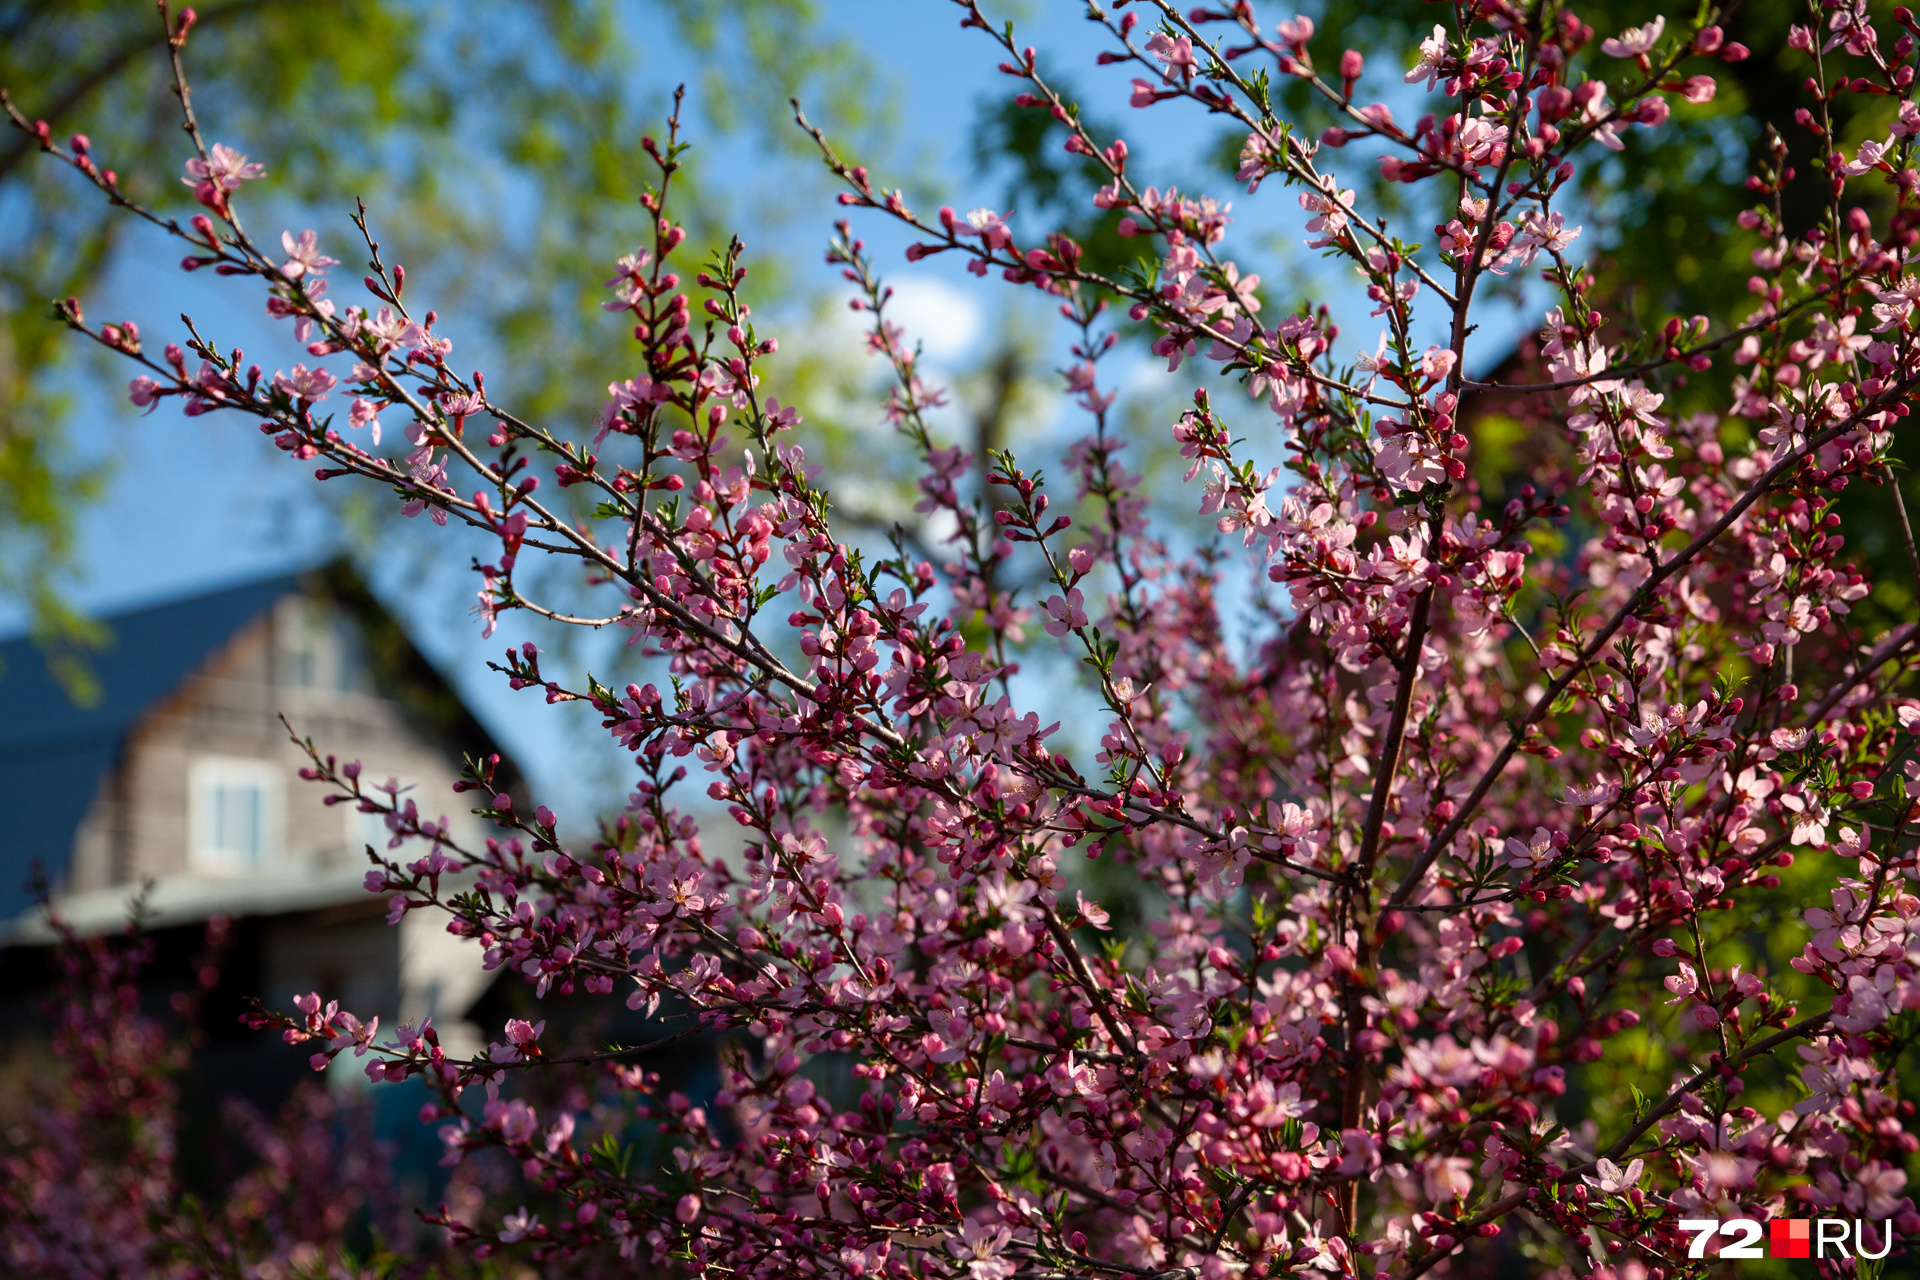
[278, 228, 338, 280]
[1043, 588, 1088, 636]
[182, 142, 264, 199]
[1584, 1157, 1644, 1194]
[273, 363, 337, 403]
[1406, 26, 1450, 88]
[962, 207, 1014, 251]
[948, 1219, 1015, 1280]
[1077, 892, 1111, 930]
[1503, 826, 1558, 871]
[1145, 32, 1196, 78]
[1601, 16, 1665, 57]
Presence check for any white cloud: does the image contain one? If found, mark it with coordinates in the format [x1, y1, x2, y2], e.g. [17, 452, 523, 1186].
[882, 274, 984, 363]
[1122, 350, 1181, 395]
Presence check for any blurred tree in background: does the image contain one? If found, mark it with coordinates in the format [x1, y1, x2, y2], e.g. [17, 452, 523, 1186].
[1266, 0, 1919, 629]
[968, 1, 1920, 634]
[0, 0, 884, 695]
[972, 1, 1893, 313]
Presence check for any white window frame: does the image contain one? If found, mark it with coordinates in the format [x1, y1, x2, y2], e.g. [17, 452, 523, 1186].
[188, 755, 284, 875]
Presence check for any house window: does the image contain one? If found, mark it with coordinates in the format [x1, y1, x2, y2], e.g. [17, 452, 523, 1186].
[279, 601, 321, 689]
[286, 643, 318, 689]
[276, 597, 374, 694]
[332, 614, 374, 694]
[188, 757, 283, 874]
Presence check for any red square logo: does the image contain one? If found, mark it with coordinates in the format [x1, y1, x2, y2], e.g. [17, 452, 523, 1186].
[1770, 1218, 1810, 1259]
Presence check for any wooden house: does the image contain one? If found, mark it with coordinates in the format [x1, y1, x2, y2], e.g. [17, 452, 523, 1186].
[0, 563, 515, 1075]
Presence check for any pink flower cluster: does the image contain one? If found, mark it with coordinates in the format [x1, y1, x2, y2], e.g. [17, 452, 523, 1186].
[0, 915, 411, 1276]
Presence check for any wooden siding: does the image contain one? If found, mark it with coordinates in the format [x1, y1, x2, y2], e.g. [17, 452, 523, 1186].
[64, 593, 480, 896]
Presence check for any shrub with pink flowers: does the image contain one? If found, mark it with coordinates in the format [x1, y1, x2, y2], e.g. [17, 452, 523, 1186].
[12, 0, 1920, 1274]
[0, 914, 421, 1277]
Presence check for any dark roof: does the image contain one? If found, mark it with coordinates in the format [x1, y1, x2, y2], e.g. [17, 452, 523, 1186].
[0, 564, 522, 920]
[0, 573, 299, 918]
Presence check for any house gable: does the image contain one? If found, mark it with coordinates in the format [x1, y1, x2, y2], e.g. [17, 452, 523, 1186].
[0, 575, 298, 919]
[0, 564, 516, 930]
